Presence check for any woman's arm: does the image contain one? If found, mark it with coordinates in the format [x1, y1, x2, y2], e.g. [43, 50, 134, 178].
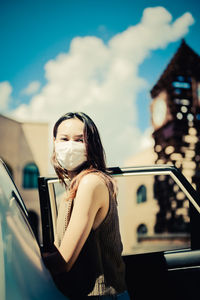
[59, 173, 109, 271]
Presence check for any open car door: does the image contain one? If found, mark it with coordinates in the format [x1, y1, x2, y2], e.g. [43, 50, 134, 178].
[38, 165, 200, 300]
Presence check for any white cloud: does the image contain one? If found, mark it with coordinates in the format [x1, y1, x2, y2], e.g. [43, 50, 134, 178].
[10, 7, 194, 166]
[21, 81, 41, 96]
[140, 127, 155, 150]
[0, 81, 12, 112]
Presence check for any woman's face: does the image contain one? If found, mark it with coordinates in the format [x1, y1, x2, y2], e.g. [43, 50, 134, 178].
[55, 118, 85, 143]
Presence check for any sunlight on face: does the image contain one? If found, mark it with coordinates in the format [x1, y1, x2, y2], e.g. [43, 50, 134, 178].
[55, 118, 84, 143]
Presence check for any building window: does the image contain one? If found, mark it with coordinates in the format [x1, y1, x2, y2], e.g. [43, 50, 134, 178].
[137, 224, 148, 235]
[177, 75, 185, 82]
[172, 82, 191, 89]
[176, 75, 191, 82]
[23, 163, 39, 189]
[172, 76, 191, 91]
[174, 88, 182, 95]
[136, 185, 147, 204]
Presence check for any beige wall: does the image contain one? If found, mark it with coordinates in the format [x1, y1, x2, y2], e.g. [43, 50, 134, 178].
[124, 147, 157, 167]
[0, 114, 49, 243]
[21, 122, 49, 176]
[0, 115, 22, 187]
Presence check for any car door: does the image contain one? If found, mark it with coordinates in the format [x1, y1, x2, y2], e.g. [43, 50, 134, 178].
[0, 159, 67, 300]
[38, 165, 200, 300]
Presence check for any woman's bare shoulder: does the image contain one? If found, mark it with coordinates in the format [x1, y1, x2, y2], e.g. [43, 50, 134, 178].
[75, 172, 109, 206]
[77, 172, 109, 194]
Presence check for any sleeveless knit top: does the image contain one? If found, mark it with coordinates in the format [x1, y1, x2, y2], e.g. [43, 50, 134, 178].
[54, 173, 127, 299]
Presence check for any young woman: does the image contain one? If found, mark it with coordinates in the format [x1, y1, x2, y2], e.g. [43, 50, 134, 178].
[43, 112, 130, 300]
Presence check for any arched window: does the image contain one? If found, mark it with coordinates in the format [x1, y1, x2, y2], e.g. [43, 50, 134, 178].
[137, 224, 148, 235]
[23, 163, 39, 189]
[136, 185, 147, 204]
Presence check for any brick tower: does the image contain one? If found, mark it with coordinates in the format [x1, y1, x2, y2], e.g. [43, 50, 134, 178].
[150, 39, 200, 233]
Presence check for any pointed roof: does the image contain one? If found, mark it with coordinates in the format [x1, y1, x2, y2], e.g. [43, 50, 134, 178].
[150, 39, 200, 98]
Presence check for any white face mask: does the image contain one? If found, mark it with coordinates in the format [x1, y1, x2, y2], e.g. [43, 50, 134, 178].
[55, 140, 87, 171]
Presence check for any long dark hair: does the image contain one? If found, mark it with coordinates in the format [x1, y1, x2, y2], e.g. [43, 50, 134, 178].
[52, 112, 109, 193]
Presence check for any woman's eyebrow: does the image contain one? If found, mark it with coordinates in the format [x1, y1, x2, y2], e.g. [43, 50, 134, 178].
[74, 134, 84, 138]
[59, 134, 69, 137]
[59, 134, 83, 138]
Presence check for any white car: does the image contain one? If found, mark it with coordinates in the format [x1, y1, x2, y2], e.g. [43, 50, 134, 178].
[1, 158, 200, 300]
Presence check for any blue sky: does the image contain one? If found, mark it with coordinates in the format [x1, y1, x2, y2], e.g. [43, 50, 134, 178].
[1, 0, 200, 166]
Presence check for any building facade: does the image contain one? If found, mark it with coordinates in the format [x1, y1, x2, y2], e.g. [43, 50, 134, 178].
[0, 114, 49, 242]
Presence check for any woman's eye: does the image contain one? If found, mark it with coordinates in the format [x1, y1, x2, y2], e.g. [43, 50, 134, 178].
[74, 137, 84, 142]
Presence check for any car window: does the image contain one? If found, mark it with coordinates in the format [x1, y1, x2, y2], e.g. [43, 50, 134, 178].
[42, 179, 67, 240]
[42, 166, 200, 255]
[0, 160, 28, 217]
[0, 159, 35, 240]
[114, 173, 191, 254]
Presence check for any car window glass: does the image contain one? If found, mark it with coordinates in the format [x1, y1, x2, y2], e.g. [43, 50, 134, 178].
[0, 161, 28, 216]
[0, 160, 37, 246]
[46, 180, 67, 238]
[47, 171, 194, 255]
[114, 174, 190, 255]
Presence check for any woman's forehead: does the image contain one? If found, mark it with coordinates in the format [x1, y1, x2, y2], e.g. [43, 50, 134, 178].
[57, 118, 84, 135]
